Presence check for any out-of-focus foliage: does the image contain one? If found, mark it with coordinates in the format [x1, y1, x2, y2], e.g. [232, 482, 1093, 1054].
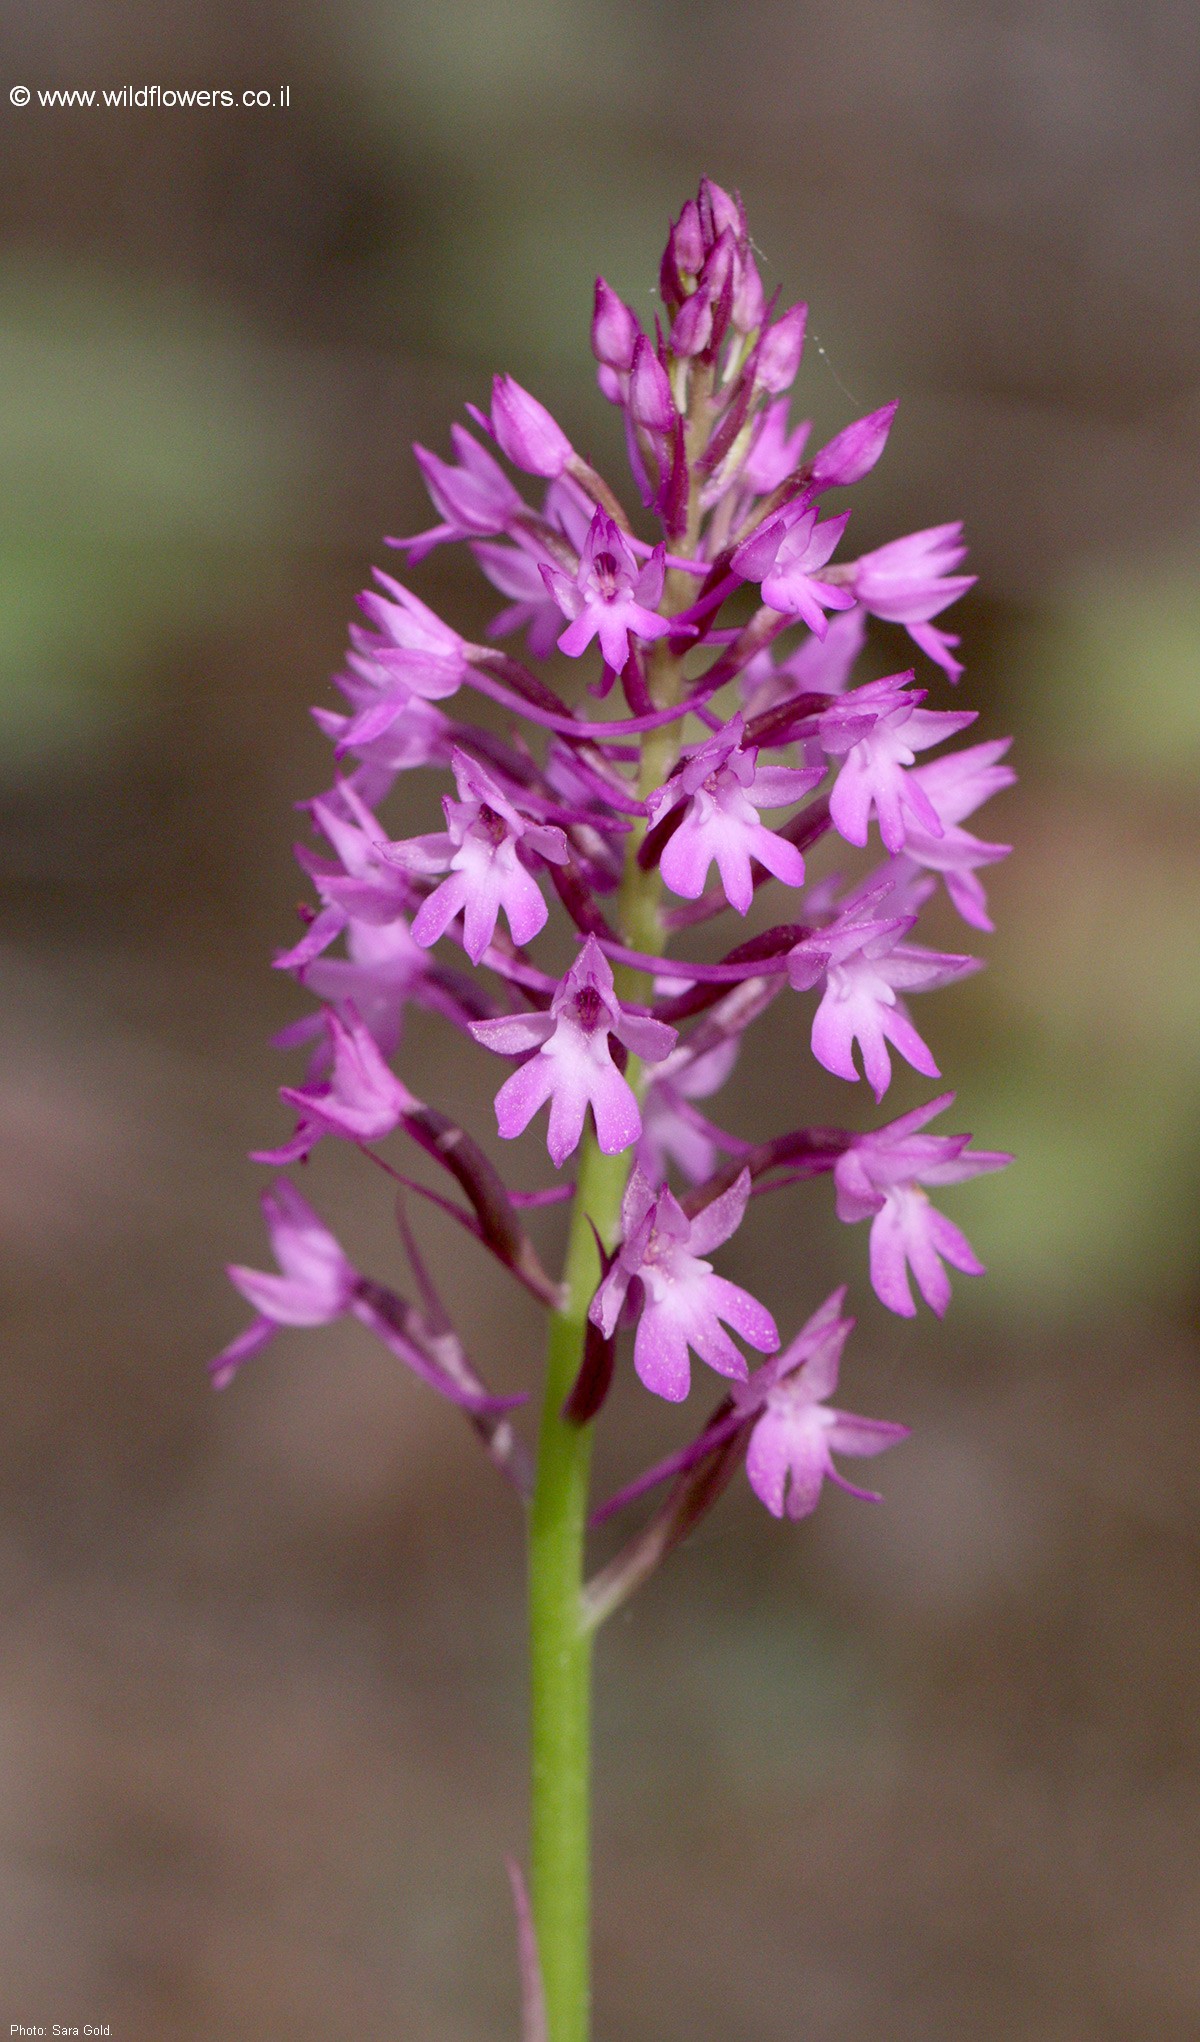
[950, 568, 1200, 1316]
[348, 0, 660, 150]
[0, 260, 312, 770]
[1032, 564, 1200, 780]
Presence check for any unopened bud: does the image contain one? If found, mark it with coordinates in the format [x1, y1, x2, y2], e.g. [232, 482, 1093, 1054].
[592, 277, 640, 372]
[672, 198, 704, 277]
[629, 334, 675, 433]
[660, 199, 704, 311]
[756, 303, 807, 395]
[808, 401, 898, 491]
[671, 285, 713, 357]
[490, 374, 574, 478]
[731, 249, 765, 335]
[698, 177, 746, 253]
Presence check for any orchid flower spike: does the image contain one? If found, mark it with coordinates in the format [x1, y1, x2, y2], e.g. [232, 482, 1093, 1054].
[220, 179, 1012, 1786]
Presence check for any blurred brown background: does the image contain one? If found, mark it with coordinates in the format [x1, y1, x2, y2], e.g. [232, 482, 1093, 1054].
[1, 2, 1199, 2036]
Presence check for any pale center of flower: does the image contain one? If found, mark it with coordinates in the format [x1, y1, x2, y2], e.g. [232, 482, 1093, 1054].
[642, 1233, 700, 1286]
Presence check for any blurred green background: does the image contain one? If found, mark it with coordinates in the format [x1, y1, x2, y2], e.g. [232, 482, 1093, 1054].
[2, 3, 1199, 2037]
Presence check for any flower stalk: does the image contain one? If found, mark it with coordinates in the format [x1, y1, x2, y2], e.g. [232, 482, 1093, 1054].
[528, 755, 674, 2038]
[527, 1133, 614, 2042]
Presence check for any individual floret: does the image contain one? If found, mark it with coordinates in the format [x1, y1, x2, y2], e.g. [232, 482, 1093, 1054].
[833, 1093, 1011, 1316]
[732, 501, 856, 638]
[407, 749, 569, 964]
[469, 938, 676, 1167]
[542, 509, 671, 672]
[853, 523, 976, 682]
[590, 1167, 779, 1401]
[787, 904, 979, 1100]
[647, 716, 820, 913]
[254, 1006, 420, 1164]
[737, 1290, 908, 1518]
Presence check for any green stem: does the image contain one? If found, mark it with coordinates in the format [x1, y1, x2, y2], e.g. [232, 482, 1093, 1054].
[528, 866, 669, 2042]
[528, 368, 703, 2041]
[529, 1135, 629, 2042]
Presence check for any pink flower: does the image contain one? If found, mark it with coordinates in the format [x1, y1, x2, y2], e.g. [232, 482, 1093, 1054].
[469, 937, 676, 1167]
[215, 1179, 358, 1384]
[315, 678, 449, 784]
[591, 277, 641, 403]
[754, 302, 807, 395]
[273, 783, 432, 979]
[736, 1290, 907, 1518]
[291, 916, 433, 1061]
[472, 541, 564, 657]
[739, 400, 812, 496]
[788, 905, 979, 1100]
[472, 479, 595, 657]
[254, 1006, 420, 1163]
[733, 502, 856, 638]
[854, 523, 976, 681]
[543, 509, 671, 671]
[628, 334, 675, 434]
[396, 425, 523, 561]
[730, 247, 766, 336]
[408, 749, 569, 964]
[352, 570, 470, 704]
[896, 738, 1015, 931]
[590, 1168, 779, 1402]
[670, 278, 718, 357]
[293, 784, 426, 948]
[660, 180, 765, 350]
[215, 1181, 521, 1414]
[647, 716, 820, 913]
[820, 678, 976, 854]
[833, 1093, 1011, 1316]
[697, 177, 745, 248]
[637, 1037, 743, 1185]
